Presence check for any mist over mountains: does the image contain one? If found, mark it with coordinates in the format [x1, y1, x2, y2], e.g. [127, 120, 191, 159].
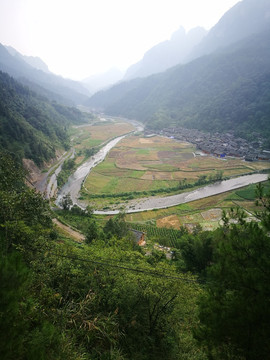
[82, 68, 124, 95]
[0, 0, 270, 163]
[0, 44, 90, 105]
[87, 0, 270, 143]
[188, 0, 270, 60]
[123, 26, 207, 80]
[5, 45, 51, 73]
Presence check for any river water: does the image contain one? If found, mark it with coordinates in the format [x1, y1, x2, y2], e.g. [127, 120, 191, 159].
[104, 173, 268, 215]
[56, 135, 127, 206]
[55, 125, 268, 214]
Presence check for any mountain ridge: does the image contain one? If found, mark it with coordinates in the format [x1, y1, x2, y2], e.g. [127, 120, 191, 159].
[123, 26, 207, 80]
[0, 43, 90, 105]
[87, 28, 270, 144]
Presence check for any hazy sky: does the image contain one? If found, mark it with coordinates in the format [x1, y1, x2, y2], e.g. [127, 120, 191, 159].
[0, 0, 240, 80]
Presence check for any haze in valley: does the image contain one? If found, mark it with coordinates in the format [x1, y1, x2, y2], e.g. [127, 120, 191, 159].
[0, 0, 240, 80]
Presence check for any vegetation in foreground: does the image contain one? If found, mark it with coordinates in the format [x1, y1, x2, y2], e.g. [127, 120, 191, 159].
[1, 149, 270, 360]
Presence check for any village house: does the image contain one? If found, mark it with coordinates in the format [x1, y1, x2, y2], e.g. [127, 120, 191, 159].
[149, 126, 265, 160]
[130, 229, 146, 246]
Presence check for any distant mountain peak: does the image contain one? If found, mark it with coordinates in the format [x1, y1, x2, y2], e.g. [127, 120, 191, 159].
[123, 26, 207, 80]
[188, 0, 270, 60]
[5, 45, 51, 73]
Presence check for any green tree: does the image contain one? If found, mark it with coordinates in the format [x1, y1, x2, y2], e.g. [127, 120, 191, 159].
[85, 219, 99, 244]
[60, 193, 73, 210]
[179, 231, 214, 275]
[103, 212, 129, 239]
[0, 252, 66, 360]
[255, 179, 270, 230]
[196, 204, 270, 359]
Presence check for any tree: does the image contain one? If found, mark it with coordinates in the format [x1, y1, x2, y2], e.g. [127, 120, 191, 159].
[196, 197, 270, 359]
[103, 212, 129, 239]
[60, 193, 73, 210]
[85, 219, 99, 244]
[255, 179, 270, 230]
[179, 231, 214, 275]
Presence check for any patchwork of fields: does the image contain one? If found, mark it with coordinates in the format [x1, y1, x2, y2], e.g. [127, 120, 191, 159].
[65, 120, 270, 234]
[71, 121, 135, 151]
[123, 181, 270, 245]
[83, 134, 270, 208]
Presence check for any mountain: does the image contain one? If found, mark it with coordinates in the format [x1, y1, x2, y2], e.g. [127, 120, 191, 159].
[5, 45, 51, 73]
[0, 70, 90, 165]
[87, 28, 270, 143]
[188, 0, 270, 60]
[0, 44, 90, 105]
[124, 26, 207, 80]
[82, 68, 124, 95]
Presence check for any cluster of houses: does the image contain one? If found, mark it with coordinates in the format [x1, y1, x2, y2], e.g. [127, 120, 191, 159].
[147, 127, 270, 161]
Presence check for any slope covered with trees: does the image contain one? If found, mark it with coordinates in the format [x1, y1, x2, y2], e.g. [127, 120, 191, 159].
[87, 29, 270, 143]
[1, 148, 270, 360]
[0, 44, 89, 105]
[0, 71, 90, 165]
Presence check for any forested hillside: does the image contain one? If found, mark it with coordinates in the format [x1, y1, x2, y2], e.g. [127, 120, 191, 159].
[0, 71, 90, 165]
[1, 148, 270, 359]
[87, 29, 270, 143]
[0, 44, 89, 105]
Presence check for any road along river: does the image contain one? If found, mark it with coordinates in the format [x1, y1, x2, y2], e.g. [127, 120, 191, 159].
[101, 173, 268, 215]
[95, 173, 269, 214]
[56, 144, 268, 214]
[56, 135, 127, 206]
[55, 121, 268, 214]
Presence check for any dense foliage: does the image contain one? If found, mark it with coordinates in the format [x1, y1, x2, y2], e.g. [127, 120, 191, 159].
[1, 149, 269, 359]
[0, 71, 90, 165]
[0, 151, 205, 359]
[88, 29, 270, 144]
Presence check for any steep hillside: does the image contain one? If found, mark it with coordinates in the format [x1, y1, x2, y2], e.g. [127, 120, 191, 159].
[0, 44, 89, 105]
[5, 45, 51, 73]
[0, 71, 90, 165]
[87, 29, 270, 143]
[189, 0, 270, 60]
[124, 26, 206, 80]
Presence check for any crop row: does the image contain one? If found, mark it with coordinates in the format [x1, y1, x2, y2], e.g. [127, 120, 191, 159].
[130, 223, 185, 248]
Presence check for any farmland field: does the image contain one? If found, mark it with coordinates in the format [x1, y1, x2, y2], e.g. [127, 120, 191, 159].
[83, 134, 270, 209]
[124, 182, 269, 246]
[70, 120, 135, 152]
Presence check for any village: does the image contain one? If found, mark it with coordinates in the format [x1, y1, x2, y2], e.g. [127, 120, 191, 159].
[146, 127, 270, 161]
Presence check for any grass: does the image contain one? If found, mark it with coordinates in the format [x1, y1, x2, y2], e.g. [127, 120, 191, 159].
[65, 123, 270, 234]
[124, 181, 269, 232]
[83, 134, 270, 210]
[71, 121, 135, 153]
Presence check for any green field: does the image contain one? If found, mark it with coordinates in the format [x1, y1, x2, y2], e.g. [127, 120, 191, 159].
[124, 181, 270, 237]
[82, 134, 270, 209]
[65, 120, 270, 235]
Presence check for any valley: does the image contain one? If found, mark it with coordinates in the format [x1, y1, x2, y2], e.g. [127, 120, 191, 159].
[48, 117, 270, 233]
[1, 1, 270, 358]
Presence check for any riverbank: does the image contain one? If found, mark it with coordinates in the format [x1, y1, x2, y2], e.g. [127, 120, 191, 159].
[93, 173, 269, 214]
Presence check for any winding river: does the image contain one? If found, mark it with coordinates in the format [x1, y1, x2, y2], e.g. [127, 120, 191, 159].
[55, 122, 268, 214]
[56, 135, 127, 206]
[99, 173, 268, 215]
